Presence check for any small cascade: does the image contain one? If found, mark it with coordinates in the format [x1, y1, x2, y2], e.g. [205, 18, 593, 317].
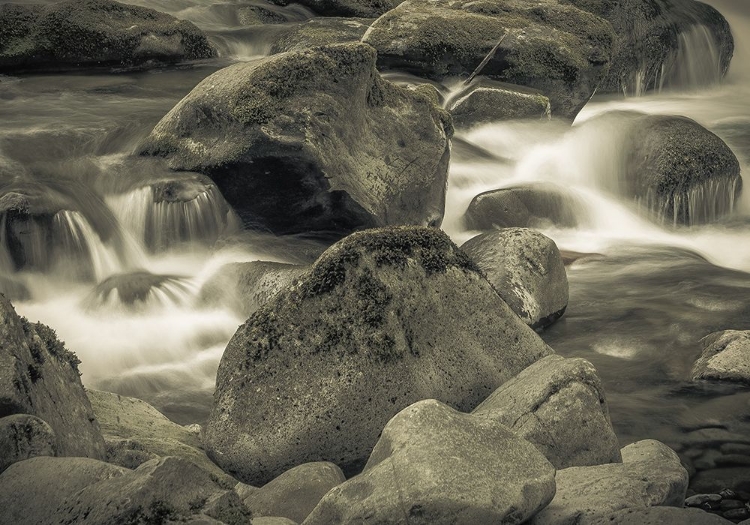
[661, 24, 724, 91]
[85, 271, 197, 311]
[640, 176, 741, 226]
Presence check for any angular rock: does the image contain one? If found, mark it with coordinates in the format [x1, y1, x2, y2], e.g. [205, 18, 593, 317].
[241, 462, 345, 523]
[587, 506, 734, 525]
[304, 399, 555, 525]
[139, 43, 452, 236]
[205, 226, 553, 485]
[0, 413, 56, 472]
[692, 330, 750, 385]
[0, 296, 106, 459]
[270, 18, 373, 54]
[473, 355, 621, 468]
[530, 440, 689, 525]
[447, 78, 550, 128]
[0, 0, 215, 72]
[363, 0, 615, 119]
[461, 228, 568, 329]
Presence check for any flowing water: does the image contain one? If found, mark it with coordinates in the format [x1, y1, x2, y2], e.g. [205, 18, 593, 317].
[2, 0, 750, 487]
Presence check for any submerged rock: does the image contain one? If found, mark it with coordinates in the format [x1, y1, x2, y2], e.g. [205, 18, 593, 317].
[205, 226, 552, 485]
[447, 78, 550, 128]
[139, 43, 452, 236]
[87, 271, 191, 308]
[304, 399, 556, 525]
[692, 330, 750, 385]
[0, 0, 215, 72]
[0, 414, 56, 473]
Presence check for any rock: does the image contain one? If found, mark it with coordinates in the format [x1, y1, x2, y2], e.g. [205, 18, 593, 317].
[270, 18, 373, 54]
[447, 78, 550, 128]
[472, 355, 621, 468]
[205, 226, 553, 485]
[87, 390, 235, 486]
[86, 271, 190, 308]
[0, 413, 56, 472]
[363, 0, 615, 119]
[253, 518, 299, 525]
[0, 0, 215, 72]
[691, 467, 750, 495]
[464, 183, 580, 230]
[304, 399, 556, 525]
[587, 506, 734, 525]
[200, 261, 307, 317]
[685, 493, 722, 509]
[139, 43, 452, 236]
[460, 228, 569, 329]
[692, 331, 750, 385]
[529, 440, 688, 525]
[0, 296, 106, 459]
[241, 462, 345, 523]
[269, 0, 399, 17]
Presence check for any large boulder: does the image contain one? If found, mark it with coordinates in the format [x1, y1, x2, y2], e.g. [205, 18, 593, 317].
[461, 228, 569, 329]
[447, 78, 550, 128]
[270, 18, 374, 53]
[0, 0, 215, 72]
[692, 330, 750, 385]
[473, 355, 621, 469]
[362, 0, 615, 119]
[0, 295, 106, 459]
[205, 226, 553, 485]
[139, 43, 452, 236]
[0, 413, 56, 473]
[304, 399, 556, 525]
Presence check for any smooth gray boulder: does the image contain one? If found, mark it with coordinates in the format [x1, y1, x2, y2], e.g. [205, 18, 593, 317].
[0, 295, 106, 459]
[530, 440, 689, 525]
[303, 399, 556, 525]
[205, 226, 553, 485]
[692, 330, 750, 385]
[0, 413, 56, 472]
[447, 78, 550, 128]
[473, 355, 621, 469]
[139, 43, 452, 236]
[461, 228, 569, 329]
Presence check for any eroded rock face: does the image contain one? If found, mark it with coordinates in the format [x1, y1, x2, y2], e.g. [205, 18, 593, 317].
[692, 330, 750, 385]
[139, 43, 452, 236]
[205, 226, 552, 485]
[304, 399, 556, 525]
[473, 355, 621, 469]
[0, 0, 215, 72]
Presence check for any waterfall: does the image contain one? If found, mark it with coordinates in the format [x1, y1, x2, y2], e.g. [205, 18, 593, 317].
[640, 176, 741, 226]
[661, 24, 724, 91]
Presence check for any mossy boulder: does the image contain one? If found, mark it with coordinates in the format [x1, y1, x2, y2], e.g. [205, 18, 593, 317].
[270, 18, 373, 54]
[363, 0, 615, 119]
[0, 414, 56, 473]
[268, 0, 400, 17]
[138, 43, 452, 236]
[447, 78, 550, 128]
[0, 295, 106, 459]
[204, 226, 553, 485]
[0, 0, 215, 72]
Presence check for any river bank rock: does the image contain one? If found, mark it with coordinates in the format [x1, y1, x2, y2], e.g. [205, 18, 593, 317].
[362, 0, 615, 119]
[304, 399, 556, 525]
[270, 18, 373, 54]
[0, 413, 56, 472]
[447, 78, 550, 128]
[692, 331, 750, 385]
[530, 440, 688, 525]
[139, 43, 452, 236]
[0, 0, 215, 73]
[461, 228, 568, 329]
[472, 355, 621, 468]
[0, 295, 106, 459]
[205, 226, 553, 485]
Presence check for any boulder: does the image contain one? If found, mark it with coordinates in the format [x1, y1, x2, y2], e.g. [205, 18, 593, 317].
[270, 18, 373, 54]
[205, 226, 553, 485]
[87, 272, 190, 308]
[692, 331, 750, 385]
[530, 440, 689, 525]
[269, 0, 399, 17]
[472, 355, 621, 468]
[461, 228, 568, 329]
[464, 183, 580, 230]
[138, 43, 452, 236]
[447, 78, 550, 128]
[200, 261, 307, 317]
[588, 506, 734, 525]
[0, 295, 106, 459]
[240, 462, 345, 523]
[304, 399, 556, 525]
[363, 0, 615, 119]
[0, 0, 215, 72]
[0, 413, 56, 472]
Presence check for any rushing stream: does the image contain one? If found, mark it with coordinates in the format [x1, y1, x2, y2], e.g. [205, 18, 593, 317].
[1, 0, 749, 491]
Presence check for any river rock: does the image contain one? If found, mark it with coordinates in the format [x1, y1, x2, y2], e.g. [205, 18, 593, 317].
[304, 399, 556, 525]
[692, 330, 750, 385]
[0, 295, 106, 459]
[200, 261, 307, 317]
[205, 226, 553, 485]
[0, 413, 56, 472]
[530, 440, 688, 525]
[87, 271, 190, 308]
[363, 0, 615, 119]
[240, 462, 345, 523]
[461, 228, 568, 329]
[464, 183, 580, 230]
[473, 355, 621, 468]
[0, 0, 215, 72]
[139, 43, 452, 236]
[270, 18, 373, 54]
[447, 78, 550, 128]
[587, 506, 734, 525]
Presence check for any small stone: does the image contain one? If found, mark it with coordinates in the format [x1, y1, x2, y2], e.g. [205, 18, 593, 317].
[685, 493, 722, 509]
[720, 488, 740, 500]
[723, 508, 750, 520]
[720, 499, 746, 511]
